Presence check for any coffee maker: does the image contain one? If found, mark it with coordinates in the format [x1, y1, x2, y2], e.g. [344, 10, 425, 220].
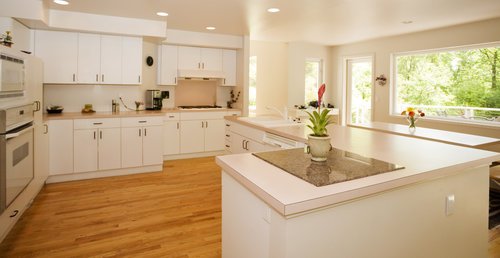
[145, 90, 163, 110]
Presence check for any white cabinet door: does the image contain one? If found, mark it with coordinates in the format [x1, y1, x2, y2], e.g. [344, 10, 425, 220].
[121, 127, 143, 168]
[100, 35, 122, 84]
[77, 33, 101, 84]
[180, 120, 205, 153]
[201, 48, 222, 71]
[34, 122, 49, 180]
[178, 46, 201, 70]
[142, 126, 163, 166]
[121, 36, 142, 85]
[34, 30, 78, 84]
[229, 133, 246, 154]
[222, 49, 237, 86]
[74, 129, 98, 173]
[49, 120, 74, 175]
[158, 45, 178, 85]
[164, 121, 180, 155]
[98, 128, 121, 170]
[204, 119, 226, 152]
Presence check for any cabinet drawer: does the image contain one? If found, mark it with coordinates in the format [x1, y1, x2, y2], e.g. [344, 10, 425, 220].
[226, 111, 241, 116]
[180, 111, 228, 120]
[74, 118, 121, 129]
[121, 116, 163, 127]
[231, 122, 266, 144]
[164, 113, 180, 121]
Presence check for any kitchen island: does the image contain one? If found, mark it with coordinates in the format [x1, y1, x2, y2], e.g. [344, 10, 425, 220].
[216, 122, 500, 258]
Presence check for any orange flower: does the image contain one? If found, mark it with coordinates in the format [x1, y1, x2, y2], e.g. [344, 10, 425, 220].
[408, 111, 415, 117]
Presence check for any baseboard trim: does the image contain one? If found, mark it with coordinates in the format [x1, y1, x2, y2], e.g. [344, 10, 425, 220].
[46, 165, 163, 183]
[163, 151, 226, 160]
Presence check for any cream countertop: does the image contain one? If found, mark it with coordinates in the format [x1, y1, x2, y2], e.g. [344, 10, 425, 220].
[44, 108, 241, 120]
[216, 119, 500, 217]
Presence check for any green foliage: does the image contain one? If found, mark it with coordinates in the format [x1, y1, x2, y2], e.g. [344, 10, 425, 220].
[397, 46, 500, 119]
[306, 109, 332, 137]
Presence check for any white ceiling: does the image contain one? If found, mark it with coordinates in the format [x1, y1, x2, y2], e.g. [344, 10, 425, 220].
[45, 0, 500, 45]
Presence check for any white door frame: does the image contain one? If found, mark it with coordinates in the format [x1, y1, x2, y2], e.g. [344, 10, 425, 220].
[341, 54, 375, 125]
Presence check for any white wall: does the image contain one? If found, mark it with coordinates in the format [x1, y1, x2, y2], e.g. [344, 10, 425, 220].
[288, 42, 332, 108]
[250, 41, 289, 116]
[0, 17, 32, 52]
[332, 18, 500, 138]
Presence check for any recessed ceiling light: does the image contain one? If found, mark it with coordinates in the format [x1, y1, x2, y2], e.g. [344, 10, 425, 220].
[402, 20, 413, 24]
[267, 8, 280, 13]
[156, 12, 169, 17]
[206, 26, 216, 31]
[53, 0, 69, 5]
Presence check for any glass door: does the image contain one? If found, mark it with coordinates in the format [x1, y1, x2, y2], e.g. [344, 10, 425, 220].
[346, 58, 373, 125]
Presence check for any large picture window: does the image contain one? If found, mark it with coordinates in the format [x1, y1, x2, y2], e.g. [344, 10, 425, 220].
[393, 44, 500, 124]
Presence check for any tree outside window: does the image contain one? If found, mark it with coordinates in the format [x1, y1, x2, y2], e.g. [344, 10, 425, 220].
[305, 59, 323, 105]
[249, 56, 257, 114]
[394, 45, 500, 123]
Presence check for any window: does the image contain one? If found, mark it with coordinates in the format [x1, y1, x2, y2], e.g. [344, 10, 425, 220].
[249, 56, 257, 113]
[393, 44, 500, 124]
[305, 59, 323, 105]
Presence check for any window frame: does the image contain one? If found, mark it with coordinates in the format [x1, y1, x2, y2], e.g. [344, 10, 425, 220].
[304, 58, 324, 105]
[390, 41, 500, 127]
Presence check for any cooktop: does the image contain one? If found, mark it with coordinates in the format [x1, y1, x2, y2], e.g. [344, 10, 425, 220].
[253, 148, 404, 187]
[177, 105, 223, 109]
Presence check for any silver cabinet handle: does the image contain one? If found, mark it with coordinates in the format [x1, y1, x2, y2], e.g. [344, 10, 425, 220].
[201, 121, 204, 128]
[102, 74, 104, 82]
[73, 74, 76, 82]
[138, 75, 141, 83]
[96, 74, 99, 82]
[93, 122, 103, 125]
[144, 128, 147, 136]
[177, 122, 179, 129]
[174, 77, 177, 84]
[139, 128, 141, 137]
[43, 124, 48, 134]
[94, 131, 96, 140]
[205, 121, 208, 128]
[202, 63, 205, 69]
[100, 130, 102, 139]
[139, 121, 147, 123]
[33, 101, 41, 112]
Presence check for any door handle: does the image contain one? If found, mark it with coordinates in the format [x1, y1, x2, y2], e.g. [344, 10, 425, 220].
[242, 140, 245, 150]
[96, 74, 99, 82]
[33, 101, 41, 112]
[177, 122, 179, 129]
[139, 128, 141, 137]
[73, 74, 76, 82]
[100, 130, 102, 139]
[205, 121, 208, 128]
[102, 74, 104, 82]
[144, 128, 147, 136]
[138, 75, 141, 83]
[43, 124, 48, 134]
[244, 140, 249, 150]
[94, 131, 96, 140]
[201, 121, 204, 128]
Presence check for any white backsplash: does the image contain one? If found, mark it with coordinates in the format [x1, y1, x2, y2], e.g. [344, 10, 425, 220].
[43, 84, 176, 112]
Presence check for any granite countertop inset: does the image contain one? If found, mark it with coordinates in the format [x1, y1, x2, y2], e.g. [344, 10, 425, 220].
[253, 148, 404, 187]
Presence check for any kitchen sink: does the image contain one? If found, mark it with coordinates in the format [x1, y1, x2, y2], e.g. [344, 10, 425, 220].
[238, 116, 303, 128]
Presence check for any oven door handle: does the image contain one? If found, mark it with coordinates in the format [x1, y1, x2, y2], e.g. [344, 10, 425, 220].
[5, 125, 34, 140]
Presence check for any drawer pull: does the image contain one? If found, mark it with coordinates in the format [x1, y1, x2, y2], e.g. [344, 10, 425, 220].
[139, 121, 147, 123]
[169, 115, 175, 118]
[225, 134, 230, 137]
[10, 210, 19, 218]
[93, 122, 103, 125]
[225, 145, 230, 148]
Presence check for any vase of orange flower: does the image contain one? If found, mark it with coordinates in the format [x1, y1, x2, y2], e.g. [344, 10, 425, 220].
[401, 107, 425, 129]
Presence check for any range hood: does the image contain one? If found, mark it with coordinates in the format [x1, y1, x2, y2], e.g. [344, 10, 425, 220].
[177, 69, 225, 81]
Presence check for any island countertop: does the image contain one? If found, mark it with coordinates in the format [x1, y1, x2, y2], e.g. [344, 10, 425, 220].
[216, 121, 500, 217]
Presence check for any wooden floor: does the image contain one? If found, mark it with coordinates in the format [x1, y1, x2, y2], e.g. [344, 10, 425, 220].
[0, 157, 222, 257]
[2, 156, 500, 257]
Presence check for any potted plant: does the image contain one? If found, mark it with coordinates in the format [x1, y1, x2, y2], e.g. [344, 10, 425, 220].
[306, 83, 333, 162]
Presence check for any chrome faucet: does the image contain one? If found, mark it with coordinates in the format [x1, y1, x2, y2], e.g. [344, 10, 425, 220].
[266, 106, 288, 120]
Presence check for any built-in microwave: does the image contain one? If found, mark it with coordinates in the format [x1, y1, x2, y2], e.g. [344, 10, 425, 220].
[0, 53, 25, 98]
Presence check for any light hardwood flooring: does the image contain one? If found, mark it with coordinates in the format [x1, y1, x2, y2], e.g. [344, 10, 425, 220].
[0, 157, 222, 257]
[2, 157, 500, 257]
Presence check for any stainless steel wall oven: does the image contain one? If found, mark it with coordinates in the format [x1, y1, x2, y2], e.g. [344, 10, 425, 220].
[0, 103, 34, 214]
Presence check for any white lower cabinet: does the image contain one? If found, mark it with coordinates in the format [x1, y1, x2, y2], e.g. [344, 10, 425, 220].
[121, 117, 163, 168]
[49, 120, 74, 175]
[163, 113, 180, 155]
[73, 118, 121, 173]
[180, 119, 226, 154]
[230, 133, 276, 154]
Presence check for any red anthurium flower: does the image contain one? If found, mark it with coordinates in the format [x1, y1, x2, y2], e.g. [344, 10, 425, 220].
[318, 83, 326, 107]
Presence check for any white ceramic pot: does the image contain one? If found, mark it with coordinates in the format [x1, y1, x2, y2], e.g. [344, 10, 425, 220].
[307, 134, 332, 162]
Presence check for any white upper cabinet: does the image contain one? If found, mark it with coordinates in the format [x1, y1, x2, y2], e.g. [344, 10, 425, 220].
[35, 30, 78, 84]
[121, 36, 143, 84]
[35, 30, 142, 85]
[77, 33, 101, 84]
[157, 45, 178, 85]
[201, 48, 222, 71]
[100, 35, 123, 85]
[222, 49, 237, 86]
[178, 46, 222, 71]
